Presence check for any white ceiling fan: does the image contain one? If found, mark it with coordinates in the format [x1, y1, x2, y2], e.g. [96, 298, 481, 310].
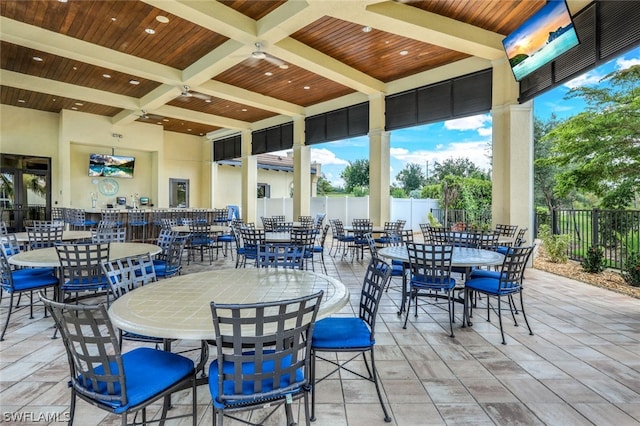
[248, 42, 288, 68]
[177, 85, 211, 101]
[137, 109, 163, 120]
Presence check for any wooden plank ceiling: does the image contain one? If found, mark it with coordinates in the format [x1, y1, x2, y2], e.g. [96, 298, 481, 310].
[0, 0, 548, 138]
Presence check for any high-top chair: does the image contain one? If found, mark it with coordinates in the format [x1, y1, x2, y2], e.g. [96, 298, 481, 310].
[256, 243, 304, 269]
[69, 208, 97, 230]
[209, 291, 323, 426]
[40, 294, 197, 425]
[310, 257, 392, 422]
[127, 211, 148, 241]
[55, 242, 110, 304]
[26, 223, 64, 249]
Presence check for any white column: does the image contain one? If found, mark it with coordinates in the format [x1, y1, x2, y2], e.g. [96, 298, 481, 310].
[240, 129, 257, 224]
[491, 59, 534, 239]
[292, 117, 310, 219]
[368, 94, 390, 226]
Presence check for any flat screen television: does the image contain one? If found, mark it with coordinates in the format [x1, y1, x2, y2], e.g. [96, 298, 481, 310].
[89, 153, 135, 178]
[502, 0, 579, 82]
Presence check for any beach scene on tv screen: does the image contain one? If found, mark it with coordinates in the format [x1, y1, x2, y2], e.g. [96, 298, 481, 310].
[89, 154, 135, 178]
[503, 0, 579, 81]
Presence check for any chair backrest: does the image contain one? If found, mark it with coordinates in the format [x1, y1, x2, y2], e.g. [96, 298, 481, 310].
[158, 235, 188, 277]
[313, 213, 326, 229]
[96, 220, 117, 230]
[447, 231, 476, 248]
[427, 226, 449, 245]
[156, 228, 179, 253]
[406, 243, 454, 286]
[515, 227, 528, 247]
[318, 224, 330, 248]
[297, 216, 314, 228]
[359, 257, 392, 335]
[257, 243, 304, 269]
[209, 291, 323, 405]
[365, 232, 378, 257]
[101, 253, 156, 299]
[27, 224, 63, 249]
[213, 208, 229, 223]
[261, 216, 274, 232]
[55, 243, 110, 292]
[51, 207, 64, 223]
[474, 230, 500, 251]
[495, 224, 518, 238]
[160, 218, 178, 230]
[0, 220, 8, 235]
[498, 246, 534, 291]
[395, 219, 407, 231]
[400, 229, 414, 245]
[91, 227, 126, 243]
[330, 219, 345, 238]
[101, 210, 121, 223]
[40, 295, 128, 406]
[127, 252, 157, 287]
[188, 222, 213, 240]
[291, 228, 316, 249]
[352, 219, 372, 239]
[1, 233, 22, 257]
[240, 227, 265, 248]
[0, 250, 16, 290]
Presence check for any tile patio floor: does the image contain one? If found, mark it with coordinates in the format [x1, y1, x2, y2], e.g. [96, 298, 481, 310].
[1, 239, 640, 425]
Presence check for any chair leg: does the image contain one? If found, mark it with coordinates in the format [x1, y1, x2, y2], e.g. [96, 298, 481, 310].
[310, 351, 317, 421]
[0, 293, 14, 341]
[497, 296, 506, 345]
[519, 291, 534, 336]
[367, 349, 392, 422]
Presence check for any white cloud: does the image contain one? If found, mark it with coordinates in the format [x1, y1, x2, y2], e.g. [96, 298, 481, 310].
[563, 70, 602, 89]
[477, 127, 492, 137]
[435, 144, 444, 150]
[390, 141, 491, 172]
[310, 147, 349, 166]
[616, 56, 640, 70]
[444, 114, 492, 137]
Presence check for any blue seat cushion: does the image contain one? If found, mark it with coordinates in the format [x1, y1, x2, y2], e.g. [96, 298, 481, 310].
[13, 267, 56, 277]
[312, 317, 373, 350]
[469, 269, 501, 280]
[465, 277, 520, 296]
[4, 271, 58, 292]
[338, 236, 354, 242]
[217, 235, 234, 242]
[152, 260, 178, 277]
[410, 274, 456, 291]
[61, 276, 108, 292]
[391, 259, 404, 266]
[81, 347, 193, 414]
[190, 237, 214, 245]
[379, 263, 403, 277]
[312, 245, 323, 253]
[208, 352, 302, 409]
[496, 246, 510, 255]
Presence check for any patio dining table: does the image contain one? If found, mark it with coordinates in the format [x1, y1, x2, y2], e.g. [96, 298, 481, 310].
[377, 245, 504, 314]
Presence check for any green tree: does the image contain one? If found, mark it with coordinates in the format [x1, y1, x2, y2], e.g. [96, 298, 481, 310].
[316, 175, 334, 195]
[395, 163, 425, 193]
[340, 159, 369, 194]
[427, 158, 489, 183]
[541, 65, 640, 208]
[534, 114, 563, 210]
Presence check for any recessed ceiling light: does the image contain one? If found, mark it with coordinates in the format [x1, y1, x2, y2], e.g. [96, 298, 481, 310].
[71, 107, 78, 110]
[145, 28, 155, 34]
[102, 74, 111, 78]
[399, 50, 409, 56]
[111, 17, 116, 22]
[75, 102, 83, 106]
[362, 26, 372, 33]
[265, 72, 273, 76]
[17, 99, 25, 103]
[303, 86, 311, 90]
[187, 128, 192, 131]
[157, 121, 162, 124]
[156, 16, 169, 23]
[32, 56, 43, 62]
[279, 64, 289, 69]
[58, 0, 68, 3]
[128, 79, 140, 85]
[205, 99, 211, 103]
[73, 66, 77, 70]
[163, 118, 169, 122]
[241, 109, 248, 112]
[52, 98, 56, 102]
[199, 133, 204, 136]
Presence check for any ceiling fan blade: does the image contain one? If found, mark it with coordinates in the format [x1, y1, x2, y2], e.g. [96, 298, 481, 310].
[191, 92, 211, 101]
[265, 55, 285, 67]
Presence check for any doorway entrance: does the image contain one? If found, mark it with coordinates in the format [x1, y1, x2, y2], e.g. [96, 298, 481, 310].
[169, 178, 189, 208]
[0, 154, 51, 232]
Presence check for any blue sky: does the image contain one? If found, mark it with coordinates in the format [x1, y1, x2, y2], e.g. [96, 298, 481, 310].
[277, 46, 640, 188]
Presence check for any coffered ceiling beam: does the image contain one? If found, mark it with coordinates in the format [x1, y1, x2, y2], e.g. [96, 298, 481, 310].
[154, 105, 250, 130]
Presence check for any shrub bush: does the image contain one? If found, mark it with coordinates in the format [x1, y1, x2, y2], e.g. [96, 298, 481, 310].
[581, 246, 605, 273]
[620, 252, 640, 287]
[539, 224, 571, 263]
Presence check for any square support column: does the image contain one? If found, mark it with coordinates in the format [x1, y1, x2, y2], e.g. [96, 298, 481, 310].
[368, 94, 390, 226]
[292, 117, 310, 219]
[240, 129, 257, 224]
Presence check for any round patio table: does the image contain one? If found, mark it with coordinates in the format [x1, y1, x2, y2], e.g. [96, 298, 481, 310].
[10, 230, 92, 243]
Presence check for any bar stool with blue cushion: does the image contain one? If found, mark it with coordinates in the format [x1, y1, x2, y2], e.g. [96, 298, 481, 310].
[127, 211, 148, 242]
[311, 257, 392, 422]
[69, 208, 97, 230]
[40, 294, 197, 426]
[0, 250, 59, 341]
[464, 245, 535, 345]
[209, 291, 322, 426]
[55, 242, 110, 304]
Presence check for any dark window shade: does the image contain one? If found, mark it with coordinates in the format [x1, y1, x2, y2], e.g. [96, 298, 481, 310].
[387, 69, 492, 131]
[386, 91, 417, 130]
[252, 123, 294, 155]
[326, 109, 348, 141]
[280, 123, 293, 150]
[520, 1, 640, 102]
[305, 102, 369, 145]
[599, 1, 640, 60]
[348, 103, 369, 136]
[252, 131, 267, 155]
[417, 81, 452, 123]
[452, 70, 492, 117]
[305, 115, 326, 145]
[213, 135, 241, 161]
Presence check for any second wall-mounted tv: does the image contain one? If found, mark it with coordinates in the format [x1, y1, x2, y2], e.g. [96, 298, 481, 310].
[502, 0, 579, 81]
[89, 153, 135, 178]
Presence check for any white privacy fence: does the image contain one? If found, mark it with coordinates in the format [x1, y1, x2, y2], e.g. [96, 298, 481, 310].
[256, 197, 440, 231]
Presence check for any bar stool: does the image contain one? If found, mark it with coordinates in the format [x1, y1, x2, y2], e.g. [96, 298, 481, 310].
[127, 211, 148, 242]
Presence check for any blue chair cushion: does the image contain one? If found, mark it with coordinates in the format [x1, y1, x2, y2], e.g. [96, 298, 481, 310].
[217, 235, 234, 242]
[391, 259, 404, 266]
[81, 347, 193, 414]
[312, 317, 373, 350]
[379, 263, 403, 277]
[469, 269, 501, 280]
[152, 260, 179, 277]
[61, 276, 109, 292]
[338, 236, 355, 242]
[496, 246, 510, 255]
[312, 245, 323, 253]
[4, 271, 58, 292]
[410, 274, 456, 291]
[190, 237, 214, 245]
[208, 352, 302, 409]
[13, 267, 56, 277]
[465, 277, 520, 296]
